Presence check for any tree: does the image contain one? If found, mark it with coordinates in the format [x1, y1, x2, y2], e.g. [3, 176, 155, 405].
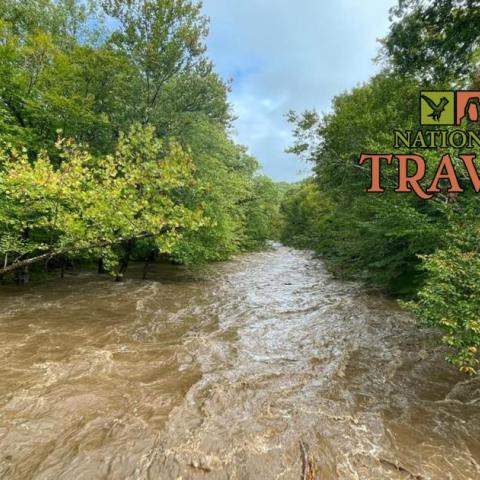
[103, 0, 209, 124]
[381, 0, 480, 83]
[280, 180, 331, 250]
[0, 124, 203, 278]
[403, 244, 480, 375]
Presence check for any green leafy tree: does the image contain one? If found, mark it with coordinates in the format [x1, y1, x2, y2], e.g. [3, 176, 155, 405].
[403, 245, 480, 375]
[381, 0, 480, 83]
[286, 75, 447, 292]
[0, 124, 203, 277]
[280, 180, 332, 250]
[103, 0, 209, 124]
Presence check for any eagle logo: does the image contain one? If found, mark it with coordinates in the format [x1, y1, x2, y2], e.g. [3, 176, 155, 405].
[420, 94, 450, 122]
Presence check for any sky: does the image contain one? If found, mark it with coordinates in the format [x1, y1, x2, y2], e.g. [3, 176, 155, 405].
[201, 0, 396, 182]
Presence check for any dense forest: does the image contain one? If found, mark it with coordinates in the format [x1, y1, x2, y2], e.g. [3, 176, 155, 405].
[281, 0, 480, 373]
[0, 0, 282, 282]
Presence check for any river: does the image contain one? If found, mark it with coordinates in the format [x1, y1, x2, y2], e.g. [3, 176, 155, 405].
[0, 245, 479, 479]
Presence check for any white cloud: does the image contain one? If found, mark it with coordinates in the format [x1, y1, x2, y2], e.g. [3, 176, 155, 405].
[202, 0, 395, 181]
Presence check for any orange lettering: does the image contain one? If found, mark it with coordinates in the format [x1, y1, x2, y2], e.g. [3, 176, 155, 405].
[358, 154, 393, 192]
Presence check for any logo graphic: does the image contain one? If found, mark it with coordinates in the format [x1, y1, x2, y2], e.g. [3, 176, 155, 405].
[420, 91, 455, 125]
[456, 91, 480, 124]
[420, 90, 480, 126]
[358, 89, 480, 199]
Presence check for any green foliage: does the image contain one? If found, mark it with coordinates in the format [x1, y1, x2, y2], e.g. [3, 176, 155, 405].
[284, 74, 446, 292]
[168, 120, 281, 262]
[402, 245, 480, 375]
[381, 0, 480, 83]
[283, 69, 480, 371]
[0, 0, 282, 278]
[242, 175, 283, 250]
[103, 0, 210, 125]
[0, 125, 203, 274]
[280, 180, 332, 250]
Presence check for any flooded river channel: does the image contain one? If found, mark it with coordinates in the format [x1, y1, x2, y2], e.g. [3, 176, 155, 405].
[0, 246, 479, 479]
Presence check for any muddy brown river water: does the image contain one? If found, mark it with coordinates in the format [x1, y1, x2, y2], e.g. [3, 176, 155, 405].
[0, 245, 479, 479]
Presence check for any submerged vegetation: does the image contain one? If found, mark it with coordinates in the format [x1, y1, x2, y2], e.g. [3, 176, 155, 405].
[281, 0, 480, 373]
[0, 0, 282, 281]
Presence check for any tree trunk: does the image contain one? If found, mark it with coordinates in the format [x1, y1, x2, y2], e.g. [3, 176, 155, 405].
[15, 265, 29, 285]
[15, 228, 31, 284]
[116, 239, 134, 282]
[142, 249, 156, 280]
[98, 257, 106, 274]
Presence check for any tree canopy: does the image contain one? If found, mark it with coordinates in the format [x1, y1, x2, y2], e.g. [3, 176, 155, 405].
[381, 0, 480, 84]
[0, 0, 282, 281]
